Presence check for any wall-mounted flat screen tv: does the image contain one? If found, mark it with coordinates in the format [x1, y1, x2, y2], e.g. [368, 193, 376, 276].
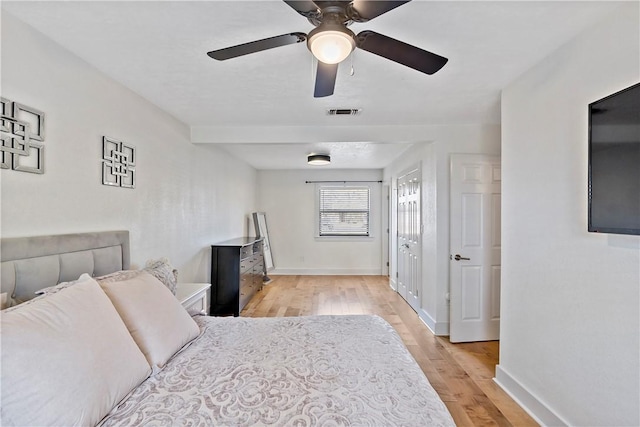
[588, 82, 640, 236]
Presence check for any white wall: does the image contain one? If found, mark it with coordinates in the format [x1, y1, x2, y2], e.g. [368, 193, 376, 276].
[383, 124, 500, 334]
[1, 12, 257, 282]
[256, 169, 383, 275]
[498, 4, 639, 426]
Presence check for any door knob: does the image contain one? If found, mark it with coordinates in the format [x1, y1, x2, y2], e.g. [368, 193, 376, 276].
[454, 254, 470, 261]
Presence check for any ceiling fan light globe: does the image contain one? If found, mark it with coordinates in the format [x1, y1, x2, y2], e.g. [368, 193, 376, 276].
[308, 29, 355, 65]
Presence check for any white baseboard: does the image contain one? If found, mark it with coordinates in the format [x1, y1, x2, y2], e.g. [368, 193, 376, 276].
[434, 321, 449, 336]
[418, 309, 437, 334]
[389, 278, 397, 291]
[494, 365, 568, 427]
[418, 309, 449, 336]
[271, 268, 383, 276]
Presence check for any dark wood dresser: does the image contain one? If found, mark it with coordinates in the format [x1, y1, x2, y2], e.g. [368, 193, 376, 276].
[210, 237, 264, 316]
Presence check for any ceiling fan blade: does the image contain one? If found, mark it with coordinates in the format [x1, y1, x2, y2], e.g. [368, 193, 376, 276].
[282, 1, 320, 18]
[207, 33, 306, 60]
[314, 61, 338, 98]
[356, 30, 448, 75]
[349, 1, 411, 22]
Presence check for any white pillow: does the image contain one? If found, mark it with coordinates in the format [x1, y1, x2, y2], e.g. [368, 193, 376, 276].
[0, 276, 151, 426]
[34, 272, 93, 296]
[97, 271, 200, 370]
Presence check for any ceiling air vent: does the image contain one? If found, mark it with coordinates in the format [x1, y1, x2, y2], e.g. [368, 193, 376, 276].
[327, 109, 361, 116]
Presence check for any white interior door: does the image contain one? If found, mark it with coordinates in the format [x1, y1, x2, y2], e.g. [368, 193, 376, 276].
[397, 168, 421, 312]
[450, 154, 501, 343]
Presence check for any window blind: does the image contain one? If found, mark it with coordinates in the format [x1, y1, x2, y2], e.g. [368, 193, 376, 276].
[319, 186, 370, 236]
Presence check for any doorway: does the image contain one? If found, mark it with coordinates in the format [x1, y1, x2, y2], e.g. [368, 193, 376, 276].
[449, 154, 501, 343]
[397, 167, 421, 312]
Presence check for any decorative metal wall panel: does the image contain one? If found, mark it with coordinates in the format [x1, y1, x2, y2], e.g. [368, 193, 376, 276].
[102, 136, 136, 188]
[0, 98, 45, 174]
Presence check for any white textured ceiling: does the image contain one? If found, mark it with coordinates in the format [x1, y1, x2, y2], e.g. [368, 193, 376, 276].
[2, 1, 625, 169]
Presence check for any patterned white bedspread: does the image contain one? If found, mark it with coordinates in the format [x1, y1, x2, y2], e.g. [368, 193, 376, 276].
[100, 315, 455, 426]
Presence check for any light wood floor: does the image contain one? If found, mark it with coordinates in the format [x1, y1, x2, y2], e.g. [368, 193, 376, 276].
[241, 275, 538, 427]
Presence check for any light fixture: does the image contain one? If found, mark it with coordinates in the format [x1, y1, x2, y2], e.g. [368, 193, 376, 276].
[307, 23, 356, 65]
[308, 154, 331, 165]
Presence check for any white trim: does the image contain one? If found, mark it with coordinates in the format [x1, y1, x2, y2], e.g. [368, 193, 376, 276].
[494, 365, 569, 427]
[271, 268, 382, 276]
[418, 308, 436, 333]
[433, 321, 449, 336]
[418, 308, 449, 336]
[389, 277, 398, 291]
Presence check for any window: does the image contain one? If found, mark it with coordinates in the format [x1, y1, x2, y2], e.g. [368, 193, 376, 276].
[318, 186, 370, 236]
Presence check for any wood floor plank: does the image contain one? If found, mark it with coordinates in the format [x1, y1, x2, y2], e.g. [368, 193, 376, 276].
[241, 275, 537, 426]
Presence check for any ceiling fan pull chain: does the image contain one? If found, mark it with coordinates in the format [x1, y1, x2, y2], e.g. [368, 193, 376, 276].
[312, 56, 316, 87]
[350, 51, 355, 76]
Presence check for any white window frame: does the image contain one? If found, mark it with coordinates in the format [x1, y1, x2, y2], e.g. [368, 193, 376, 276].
[315, 184, 373, 239]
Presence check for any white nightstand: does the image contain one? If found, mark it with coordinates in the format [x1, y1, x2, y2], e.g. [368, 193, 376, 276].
[176, 283, 211, 316]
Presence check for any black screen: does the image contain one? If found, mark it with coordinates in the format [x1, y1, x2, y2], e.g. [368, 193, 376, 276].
[588, 82, 640, 235]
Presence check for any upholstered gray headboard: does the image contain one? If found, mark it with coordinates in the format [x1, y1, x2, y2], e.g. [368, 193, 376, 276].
[1, 230, 130, 305]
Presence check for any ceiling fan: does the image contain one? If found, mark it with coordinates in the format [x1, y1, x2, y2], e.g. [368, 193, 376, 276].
[207, 0, 448, 98]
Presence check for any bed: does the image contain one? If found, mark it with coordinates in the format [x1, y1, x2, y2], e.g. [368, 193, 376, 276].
[0, 231, 455, 427]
